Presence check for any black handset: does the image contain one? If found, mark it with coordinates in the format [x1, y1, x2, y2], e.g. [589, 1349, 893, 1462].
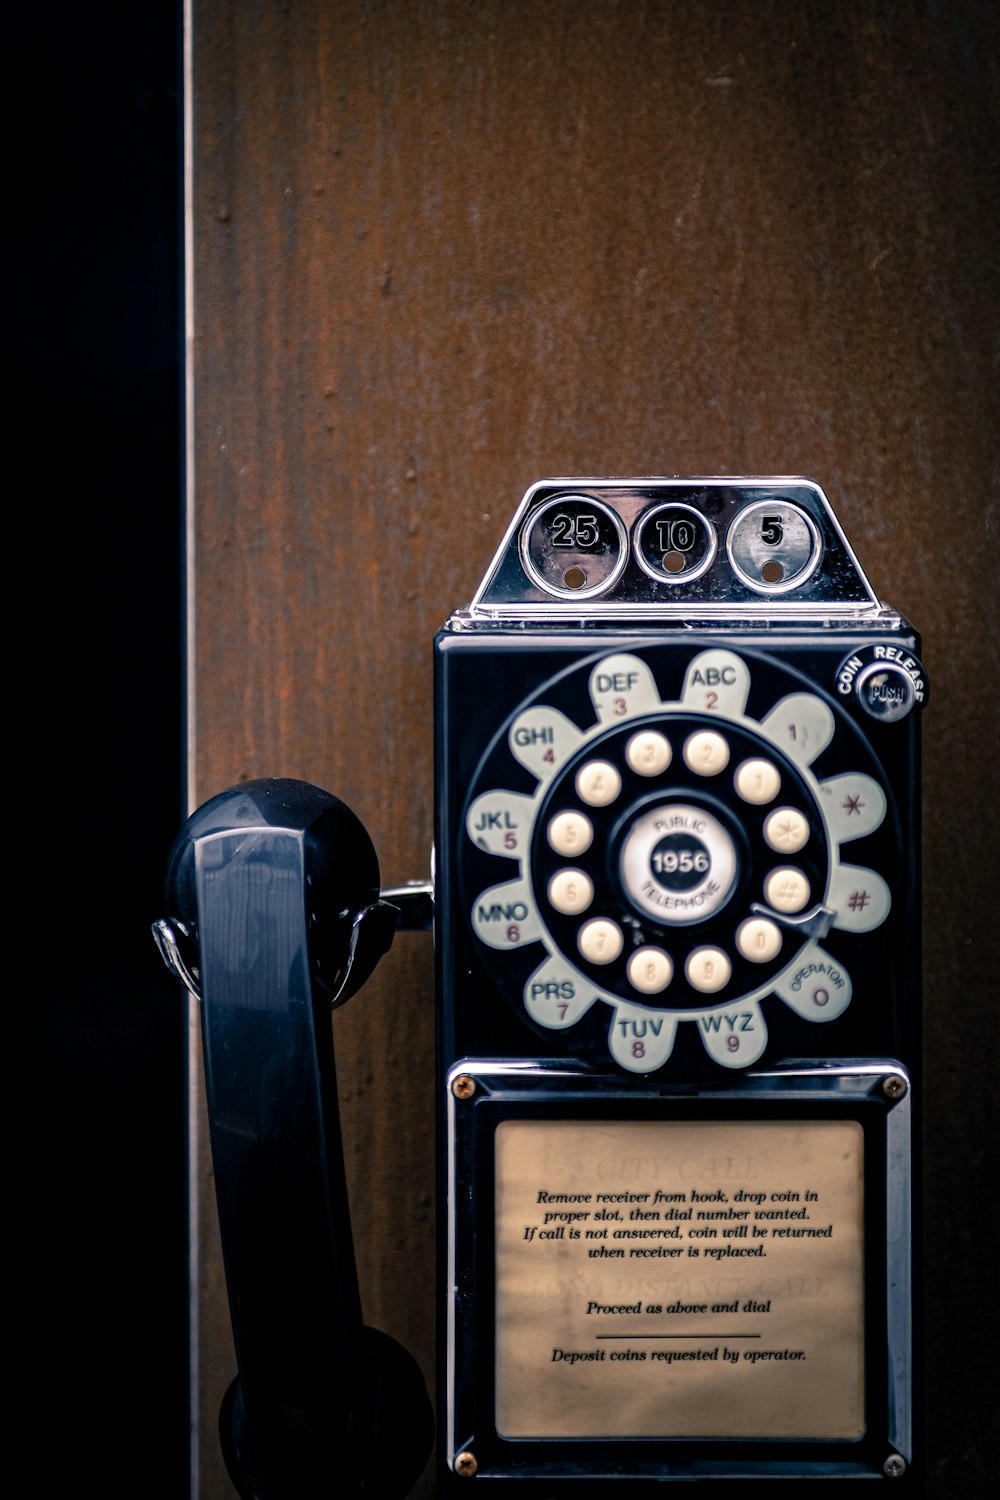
[154, 779, 433, 1499]
[158, 478, 924, 1494]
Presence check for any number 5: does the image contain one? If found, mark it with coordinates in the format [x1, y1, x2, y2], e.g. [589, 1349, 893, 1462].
[760, 514, 783, 546]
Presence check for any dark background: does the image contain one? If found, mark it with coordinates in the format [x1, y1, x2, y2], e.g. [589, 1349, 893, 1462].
[23, 5, 187, 1494]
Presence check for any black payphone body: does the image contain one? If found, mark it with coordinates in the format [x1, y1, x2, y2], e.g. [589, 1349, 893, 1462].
[157, 478, 924, 1497]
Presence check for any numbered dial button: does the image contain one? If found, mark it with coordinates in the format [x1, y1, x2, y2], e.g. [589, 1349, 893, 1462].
[626, 946, 674, 995]
[547, 810, 594, 857]
[548, 869, 594, 915]
[575, 759, 622, 806]
[578, 918, 624, 965]
[683, 730, 731, 776]
[736, 917, 784, 963]
[685, 947, 732, 993]
[625, 730, 672, 776]
[735, 758, 781, 805]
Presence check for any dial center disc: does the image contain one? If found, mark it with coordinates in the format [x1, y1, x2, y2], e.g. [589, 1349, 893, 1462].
[619, 802, 738, 925]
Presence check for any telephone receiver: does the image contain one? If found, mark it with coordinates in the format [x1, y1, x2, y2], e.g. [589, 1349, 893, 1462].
[153, 778, 433, 1499]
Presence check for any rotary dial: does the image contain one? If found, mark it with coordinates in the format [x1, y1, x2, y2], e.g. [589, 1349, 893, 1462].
[462, 647, 892, 1072]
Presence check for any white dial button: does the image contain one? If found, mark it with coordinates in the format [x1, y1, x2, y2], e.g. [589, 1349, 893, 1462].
[625, 730, 672, 776]
[683, 730, 730, 776]
[763, 807, 810, 854]
[547, 810, 594, 857]
[548, 869, 594, 915]
[686, 947, 732, 992]
[734, 758, 781, 805]
[578, 918, 624, 965]
[626, 946, 673, 994]
[575, 759, 623, 807]
[736, 918, 784, 963]
[764, 867, 811, 913]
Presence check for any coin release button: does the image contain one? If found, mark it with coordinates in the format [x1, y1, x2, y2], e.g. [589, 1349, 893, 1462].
[854, 660, 917, 723]
[683, 730, 730, 776]
[764, 867, 811, 913]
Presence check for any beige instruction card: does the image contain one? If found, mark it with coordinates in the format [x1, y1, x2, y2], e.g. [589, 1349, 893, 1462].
[494, 1118, 864, 1439]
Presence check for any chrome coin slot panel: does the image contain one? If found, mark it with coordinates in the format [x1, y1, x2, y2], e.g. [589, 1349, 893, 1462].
[471, 477, 879, 616]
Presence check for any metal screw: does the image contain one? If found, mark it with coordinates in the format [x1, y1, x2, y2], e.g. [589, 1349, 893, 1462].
[454, 1449, 478, 1477]
[453, 1075, 476, 1099]
[882, 1075, 907, 1101]
[883, 1453, 906, 1478]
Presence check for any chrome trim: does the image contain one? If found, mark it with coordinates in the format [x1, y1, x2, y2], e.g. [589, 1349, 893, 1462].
[469, 477, 880, 617]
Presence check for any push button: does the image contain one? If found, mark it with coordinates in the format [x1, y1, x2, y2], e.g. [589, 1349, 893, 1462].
[626, 946, 673, 994]
[575, 759, 622, 807]
[763, 807, 810, 854]
[854, 661, 917, 723]
[836, 643, 927, 722]
[547, 810, 594, 857]
[548, 869, 594, 915]
[625, 729, 672, 776]
[736, 917, 783, 963]
[763, 867, 811, 913]
[683, 729, 730, 776]
[686, 947, 732, 993]
[734, 757, 781, 805]
[578, 918, 624, 965]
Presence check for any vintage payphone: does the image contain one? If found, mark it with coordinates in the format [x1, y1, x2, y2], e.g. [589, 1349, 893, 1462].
[156, 477, 924, 1496]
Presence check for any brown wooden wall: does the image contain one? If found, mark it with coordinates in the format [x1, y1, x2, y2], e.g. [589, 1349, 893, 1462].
[190, 4, 997, 1495]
